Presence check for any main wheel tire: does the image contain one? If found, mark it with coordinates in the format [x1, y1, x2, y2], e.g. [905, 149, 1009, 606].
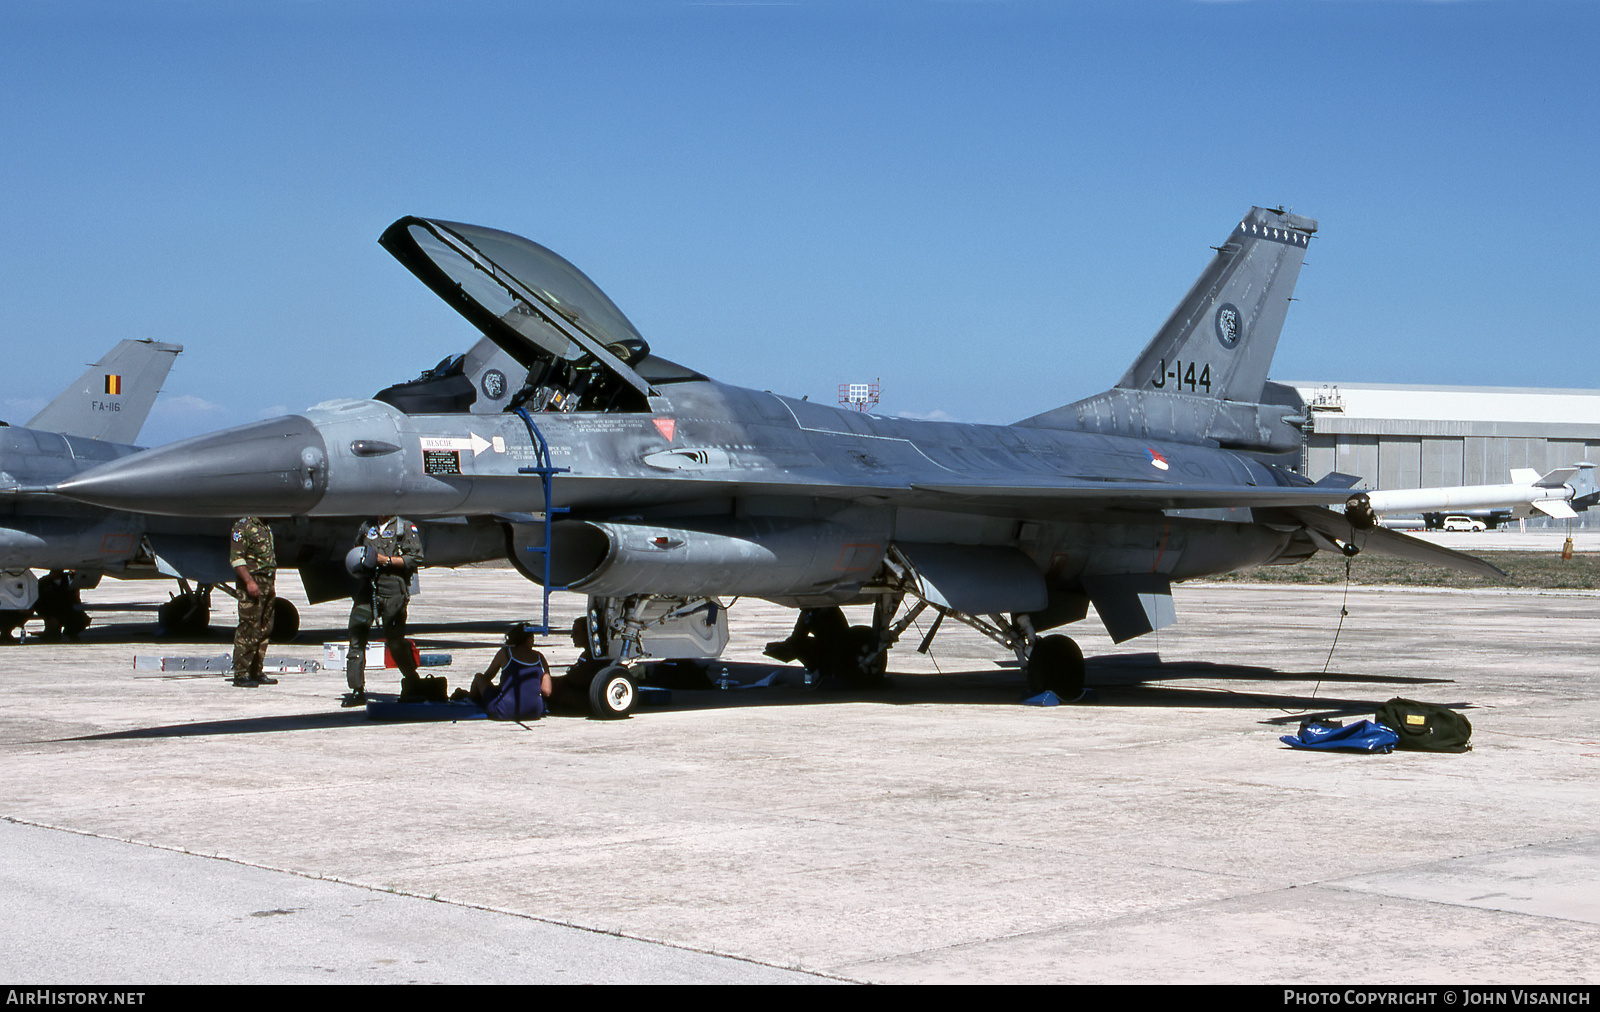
[269, 599, 300, 642]
[587, 664, 637, 719]
[821, 624, 887, 687]
[1025, 634, 1085, 698]
[779, 606, 848, 670]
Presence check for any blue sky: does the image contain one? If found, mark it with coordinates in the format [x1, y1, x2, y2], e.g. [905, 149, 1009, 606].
[2, 0, 1595, 446]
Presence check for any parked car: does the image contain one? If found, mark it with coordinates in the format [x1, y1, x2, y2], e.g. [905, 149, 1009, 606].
[1442, 515, 1487, 532]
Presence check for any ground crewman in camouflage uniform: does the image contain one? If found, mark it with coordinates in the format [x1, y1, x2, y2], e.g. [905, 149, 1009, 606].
[342, 515, 424, 706]
[229, 516, 278, 688]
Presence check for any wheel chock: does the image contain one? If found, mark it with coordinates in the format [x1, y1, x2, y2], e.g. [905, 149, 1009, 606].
[1021, 687, 1098, 706]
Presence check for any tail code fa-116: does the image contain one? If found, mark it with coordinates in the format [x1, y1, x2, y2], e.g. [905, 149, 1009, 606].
[45, 207, 1500, 716]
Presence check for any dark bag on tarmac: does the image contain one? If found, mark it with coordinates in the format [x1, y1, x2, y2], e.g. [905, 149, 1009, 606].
[399, 675, 449, 704]
[1375, 697, 1473, 752]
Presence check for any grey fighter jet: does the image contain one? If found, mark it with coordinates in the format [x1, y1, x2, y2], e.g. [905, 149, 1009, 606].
[1, 339, 515, 637]
[18, 338, 183, 444]
[45, 208, 1499, 714]
[1, 340, 181, 619]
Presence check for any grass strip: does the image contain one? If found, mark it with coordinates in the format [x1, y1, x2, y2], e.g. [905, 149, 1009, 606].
[1207, 551, 1600, 589]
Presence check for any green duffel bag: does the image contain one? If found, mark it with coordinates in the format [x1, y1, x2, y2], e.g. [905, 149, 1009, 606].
[1375, 697, 1473, 753]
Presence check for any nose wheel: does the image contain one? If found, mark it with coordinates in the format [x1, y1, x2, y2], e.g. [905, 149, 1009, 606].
[586, 664, 638, 719]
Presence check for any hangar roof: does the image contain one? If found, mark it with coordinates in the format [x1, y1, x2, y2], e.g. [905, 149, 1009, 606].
[1285, 382, 1600, 426]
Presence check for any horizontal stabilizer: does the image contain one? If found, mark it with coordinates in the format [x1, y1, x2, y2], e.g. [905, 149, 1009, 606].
[1314, 472, 1364, 489]
[1280, 506, 1506, 579]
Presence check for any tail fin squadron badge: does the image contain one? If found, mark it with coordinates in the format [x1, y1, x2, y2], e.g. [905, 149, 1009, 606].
[1214, 303, 1242, 348]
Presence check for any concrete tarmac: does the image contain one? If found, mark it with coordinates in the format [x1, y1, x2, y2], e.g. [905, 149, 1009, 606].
[1, 566, 1597, 984]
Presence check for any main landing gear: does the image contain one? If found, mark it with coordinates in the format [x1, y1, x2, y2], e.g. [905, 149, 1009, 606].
[770, 550, 1089, 701]
[565, 584, 1090, 714]
[1024, 634, 1086, 699]
[764, 606, 887, 688]
[158, 580, 300, 642]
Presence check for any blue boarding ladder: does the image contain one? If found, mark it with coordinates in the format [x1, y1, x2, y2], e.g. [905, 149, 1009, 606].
[512, 407, 569, 634]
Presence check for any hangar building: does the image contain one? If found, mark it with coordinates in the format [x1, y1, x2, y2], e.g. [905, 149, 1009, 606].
[1284, 382, 1600, 529]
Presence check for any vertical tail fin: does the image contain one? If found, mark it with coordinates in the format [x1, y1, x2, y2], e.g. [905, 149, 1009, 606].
[1117, 205, 1315, 403]
[1019, 206, 1316, 455]
[26, 339, 182, 444]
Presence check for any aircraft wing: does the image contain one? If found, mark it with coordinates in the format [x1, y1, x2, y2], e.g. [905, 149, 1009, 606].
[530, 473, 1500, 577]
[436, 471, 1362, 522]
[905, 480, 1356, 515]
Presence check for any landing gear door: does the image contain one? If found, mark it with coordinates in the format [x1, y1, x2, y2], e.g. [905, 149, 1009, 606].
[895, 542, 1049, 615]
[637, 599, 730, 660]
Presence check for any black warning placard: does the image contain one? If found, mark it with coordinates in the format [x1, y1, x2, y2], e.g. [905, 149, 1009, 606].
[423, 449, 462, 475]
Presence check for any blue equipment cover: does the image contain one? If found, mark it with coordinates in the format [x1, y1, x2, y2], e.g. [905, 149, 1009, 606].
[1280, 720, 1399, 753]
[366, 699, 488, 723]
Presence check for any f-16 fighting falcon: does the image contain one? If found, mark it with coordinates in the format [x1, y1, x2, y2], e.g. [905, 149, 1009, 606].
[1, 339, 182, 629]
[41, 207, 1501, 716]
[0, 338, 516, 639]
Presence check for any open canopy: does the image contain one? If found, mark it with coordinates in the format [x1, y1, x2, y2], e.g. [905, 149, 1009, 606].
[381, 217, 660, 413]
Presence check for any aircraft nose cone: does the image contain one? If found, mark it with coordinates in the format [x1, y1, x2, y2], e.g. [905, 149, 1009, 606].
[54, 415, 330, 517]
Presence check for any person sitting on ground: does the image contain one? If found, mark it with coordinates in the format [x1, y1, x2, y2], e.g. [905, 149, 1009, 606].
[0, 610, 27, 644]
[36, 569, 91, 642]
[469, 622, 553, 720]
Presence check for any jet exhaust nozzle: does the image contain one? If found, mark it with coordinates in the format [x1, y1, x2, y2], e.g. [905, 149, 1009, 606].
[52, 415, 330, 517]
